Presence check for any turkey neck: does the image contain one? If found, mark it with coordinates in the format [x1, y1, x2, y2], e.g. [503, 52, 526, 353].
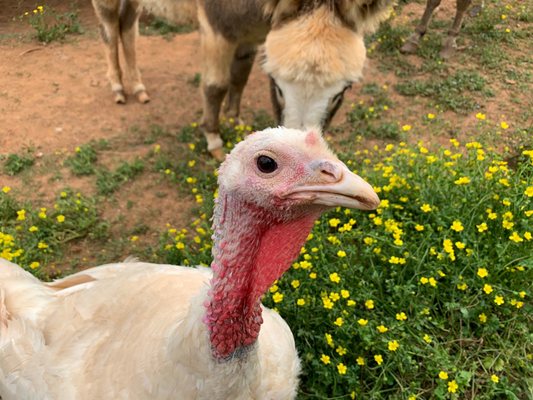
[204, 190, 319, 360]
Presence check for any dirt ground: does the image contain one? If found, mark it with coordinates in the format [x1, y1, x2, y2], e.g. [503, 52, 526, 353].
[0, 0, 477, 155]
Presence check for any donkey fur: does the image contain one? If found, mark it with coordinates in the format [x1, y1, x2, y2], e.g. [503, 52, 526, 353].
[91, 0, 394, 156]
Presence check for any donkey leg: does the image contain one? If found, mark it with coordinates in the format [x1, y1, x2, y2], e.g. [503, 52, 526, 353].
[119, 0, 150, 103]
[224, 44, 257, 125]
[92, 0, 125, 104]
[440, 0, 472, 59]
[198, 8, 237, 160]
[401, 0, 442, 54]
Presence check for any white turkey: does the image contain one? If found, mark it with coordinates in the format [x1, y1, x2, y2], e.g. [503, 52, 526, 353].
[0, 127, 379, 399]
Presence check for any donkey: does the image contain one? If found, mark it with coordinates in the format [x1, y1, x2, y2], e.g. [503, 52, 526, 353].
[91, 0, 394, 160]
[400, 0, 474, 59]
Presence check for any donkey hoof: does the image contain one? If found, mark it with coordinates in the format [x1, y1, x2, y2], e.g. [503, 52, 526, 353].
[114, 91, 126, 104]
[209, 147, 226, 162]
[136, 91, 150, 104]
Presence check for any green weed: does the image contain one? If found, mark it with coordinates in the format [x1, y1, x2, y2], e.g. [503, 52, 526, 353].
[22, 5, 81, 43]
[395, 70, 492, 113]
[96, 159, 145, 195]
[3, 150, 35, 176]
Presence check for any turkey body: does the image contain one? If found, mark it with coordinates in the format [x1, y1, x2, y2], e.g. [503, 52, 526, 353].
[0, 260, 299, 400]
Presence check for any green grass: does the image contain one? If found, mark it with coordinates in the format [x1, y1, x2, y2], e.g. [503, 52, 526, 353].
[2, 149, 35, 176]
[140, 17, 195, 37]
[395, 70, 492, 113]
[96, 158, 145, 195]
[64, 140, 108, 176]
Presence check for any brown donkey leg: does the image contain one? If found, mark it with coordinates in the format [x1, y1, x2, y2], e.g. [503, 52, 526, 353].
[92, 0, 125, 104]
[440, 0, 473, 59]
[119, 0, 150, 103]
[224, 44, 257, 125]
[198, 7, 237, 161]
[401, 0, 443, 54]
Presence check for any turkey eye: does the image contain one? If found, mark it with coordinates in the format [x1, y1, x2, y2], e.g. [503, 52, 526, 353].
[256, 155, 278, 173]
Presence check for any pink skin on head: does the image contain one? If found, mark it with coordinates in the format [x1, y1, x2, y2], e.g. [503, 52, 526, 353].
[305, 131, 319, 147]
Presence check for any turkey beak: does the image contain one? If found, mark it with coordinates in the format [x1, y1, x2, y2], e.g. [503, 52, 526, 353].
[284, 160, 380, 210]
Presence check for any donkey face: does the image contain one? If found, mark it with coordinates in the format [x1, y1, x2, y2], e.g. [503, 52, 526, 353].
[270, 77, 352, 130]
[263, 6, 366, 131]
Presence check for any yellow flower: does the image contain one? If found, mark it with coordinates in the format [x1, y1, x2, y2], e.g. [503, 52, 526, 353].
[388, 340, 399, 351]
[420, 277, 429, 285]
[396, 312, 407, 321]
[29, 261, 40, 269]
[325, 333, 334, 347]
[57, 215, 65, 223]
[16, 209, 26, 221]
[309, 272, 317, 279]
[450, 220, 464, 232]
[509, 232, 523, 243]
[477, 223, 488, 232]
[494, 295, 504, 305]
[365, 299, 374, 309]
[341, 289, 350, 298]
[420, 204, 432, 213]
[439, 371, 449, 380]
[402, 124, 412, 131]
[337, 363, 347, 375]
[334, 317, 344, 327]
[429, 277, 437, 287]
[336, 346, 347, 356]
[427, 113, 435, 119]
[423, 334, 432, 343]
[130, 235, 139, 242]
[525, 186, 533, 197]
[454, 176, 471, 185]
[329, 218, 341, 227]
[320, 354, 331, 365]
[2, 186, 11, 194]
[479, 313, 487, 323]
[272, 292, 284, 303]
[483, 284, 493, 294]
[291, 279, 300, 289]
[329, 272, 341, 283]
[491, 374, 499, 383]
[377, 325, 388, 333]
[500, 121, 509, 129]
[374, 354, 383, 365]
[358, 319, 368, 326]
[476, 112, 486, 120]
[38, 242, 48, 249]
[28, 226, 38, 233]
[356, 356, 365, 366]
[296, 298, 305, 306]
[415, 224, 424, 231]
[337, 250, 347, 258]
[457, 283, 468, 291]
[448, 380, 458, 393]
[477, 268, 489, 278]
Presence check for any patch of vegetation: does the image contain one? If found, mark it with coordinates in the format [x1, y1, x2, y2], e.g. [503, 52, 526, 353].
[96, 159, 145, 195]
[3, 149, 35, 176]
[140, 17, 195, 37]
[366, 20, 411, 55]
[346, 84, 400, 140]
[64, 141, 108, 176]
[22, 5, 82, 43]
[0, 188, 108, 279]
[395, 70, 492, 113]
[188, 73, 201, 88]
